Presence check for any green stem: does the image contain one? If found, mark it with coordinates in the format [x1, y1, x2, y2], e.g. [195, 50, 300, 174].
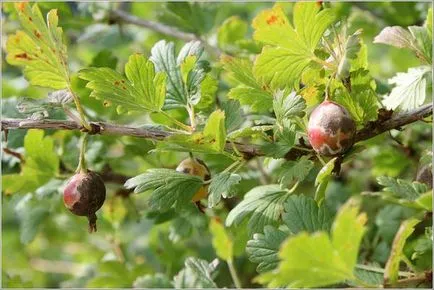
[227, 259, 242, 289]
[312, 56, 335, 70]
[160, 111, 192, 132]
[76, 133, 88, 173]
[67, 86, 92, 131]
[187, 104, 196, 131]
[355, 264, 414, 278]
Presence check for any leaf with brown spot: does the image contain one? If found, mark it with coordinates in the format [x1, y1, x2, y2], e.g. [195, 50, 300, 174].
[6, 3, 69, 89]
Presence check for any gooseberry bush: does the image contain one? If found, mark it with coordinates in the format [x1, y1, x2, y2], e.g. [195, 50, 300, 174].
[2, 2, 433, 288]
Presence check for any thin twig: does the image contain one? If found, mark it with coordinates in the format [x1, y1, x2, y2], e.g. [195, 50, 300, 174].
[110, 9, 222, 57]
[1, 103, 432, 161]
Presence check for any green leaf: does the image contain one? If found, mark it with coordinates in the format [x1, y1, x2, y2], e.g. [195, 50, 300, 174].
[314, 157, 336, 205]
[195, 74, 218, 110]
[221, 100, 243, 132]
[20, 206, 49, 244]
[261, 125, 296, 158]
[382, 66, 430, 111]
[218, 16, 248, 52]
[334, 88, 379, 124]
[228, 126, 273, 140]
[332, 199, 367, 268]
[173, 257, 217, 288]
[377, 176, 427, 201]
[277, 156, 313, 188]
[226, 185, 289, 235]
[372, 147, 411, 177]
[222, 56, 273, 112]
[209, 218, 233, 262]
[273, 90, 306, 128]
[3, 130, 59, 194]
[157, 110, 226, 154]
[203, 110, 227, 152]
[6, 3, 69, 89]
[283, 195, 332, 234]
[256, 199, 367, 288]
[208, 172, 241, 208]
[124, 168, 204, 211]
[228, 87, 274, 113]
[246, 226, 288, 273]
[253, 3, 335, 89]
[150, 40, 210, 109]
[150, 40, 186, 107]
[133, 274, 172, 288]
[384, 218, 420, 284]
[414, 191, 432, 211]
[79, 54, 166, 113]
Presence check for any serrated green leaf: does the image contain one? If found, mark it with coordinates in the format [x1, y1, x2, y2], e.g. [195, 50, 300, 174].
[221, 100, 243, 132]
[228, 86, 274, 113]
[261, 125, 296, 158]
[377, 176, 427, 201]
[283, 195, 332, 234]
[133, 273, 172, 288]
[222, 56, 273, 112]
[273, 90, 306, 128]
[252, 3, 335, 89]
[150, 40, 209, 109]
[334, 88, 379, 124]
[277, 156, 313, 188]
[246, 226, 287, 273]
[221, 56, 259, 88]
[208, 172, 241, 208]
[6, 3, 69, 89]
[195, 74, 217, 110]
[173, 257, 217, 288]
[150, 40, 186, 107]
[218, 16, 248, 52]
[256, 199, 366, 288]
[314, 157, 336, 205]
[384, 218, 420, 284]
[79, 54, 166, 113]
[226, 185, 289, 235]
[124, 168, 204, 211]
[209, 218, 233, 261]
[3, 129, 59, 194]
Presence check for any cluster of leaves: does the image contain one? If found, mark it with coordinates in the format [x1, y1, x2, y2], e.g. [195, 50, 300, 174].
[2, 1, 432, 289]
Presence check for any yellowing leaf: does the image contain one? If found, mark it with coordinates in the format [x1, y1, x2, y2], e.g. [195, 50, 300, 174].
[6, 3, 69, 89]
[209, 218, 233, 261]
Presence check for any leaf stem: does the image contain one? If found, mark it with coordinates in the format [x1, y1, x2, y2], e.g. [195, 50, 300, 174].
[355, 264, 414, 278]
[76, 133, 88, 173]
[67, 86, 92, 131]
[186, 104, 196, 131]
[227, 259, 242, 288]
[312, 56, 335, 70]
[160, 111, 192, 131]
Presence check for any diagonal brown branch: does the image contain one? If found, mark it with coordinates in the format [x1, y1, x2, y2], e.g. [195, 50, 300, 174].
[1, 104, 432, 161]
